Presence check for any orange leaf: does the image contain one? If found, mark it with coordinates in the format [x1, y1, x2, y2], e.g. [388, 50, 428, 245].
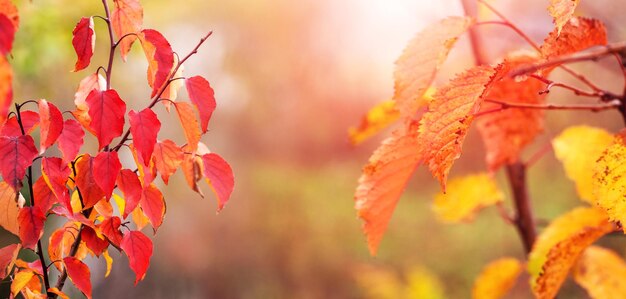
[121, 230, 153, 284]
[11, 269, 34, 297]
[0, 181, 18, 235]
[0, 55, 12, 127]
[548, 0, 580, 35]
[48, 222, 87, 271]
[202, 153, 234, 211]
[139, 29, 174, 97]
[111, 0, 143, 61]
[17, 206, 46, 250]
[74, 155, 105, 209]
[72, 73, 105, 134]
[181, 144, 204, 197]
[472, 257, 522, 299]
[355, 122, 422, 255]
[71, 17, 95, 72]
[0, 243, 20, 279]
[174, 102, 201, 153]
[419, 65, 496, 189]
[348, 100, 400, 145]
[38, 100, 64, 154]
[152, 139, 183, 184]
[0, 135, 37, 190]
[541, 17, 607, 59]
[48, 287, 70, 299]
[63, 256, 92, 299]
[131, 207, 150, 231]
[139, 184, 165, 231]
[393, 17, 473, 117]
[477, 54, 546, 170]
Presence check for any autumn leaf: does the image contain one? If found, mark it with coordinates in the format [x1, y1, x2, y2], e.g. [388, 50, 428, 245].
[162, 65, 184, 110]
[71, 17, 95, 72]
[33, 177, 57, 214]
[17, 206, 46, 250]
[100, 216, 123, 248]
[81, 226, 108, 256]
[103, 250, 113, 278]
[472, 258, 522, 299]
[152, 139, 183, 184]
[41, 157, 71, 213]
[592, 134, 626, 230]
[74, 155, 105, 209]
[86, 89, 126, 150]
[553, 126, 612, 203]
[111, 0, 143, 61]
[548, 0, 580, 35]
[185, 76, 216, 133]
[0, 243, 19, 278]
[63, 257, 92, 299]
[11, 269, 34, 297]
[181, 144, 204, 197]
[573, 246, 626, 298]
[432, 173, 503, 223]
[175, 102, 201, 153]
[94, 199, 114, 218]
[201, 153, 234, 211]
[131, 207, 150, 231]
[116, 169, 142, 218]
[528, 207, 613, 298]
[0, 13, 15, 55]
[93, 151, 122, 199]
[0, 55, 11, 127]
[121, 230, 153, 284]
[48, 288, 70, 299]
[140, 184, 165, 231]
[541, 17, 607, 59]
[57, 119, 85, 164]
[38, 99, 64, 154]
[0, 0, 18, 30]
[348, 100, 400, 146]
[477, 54, 546, 171]
[140, 29, 174, 97]
[393, 16, 473, 117]
[130, 143, 157, 187]
[129, 108, 161, 166]
[48, 222, 86, 271]
[419, 65, 496, 189]
[1, 110, 39, 137]
[0, 135, 38, 189]
[0, 181, 18, 235]
[355, 122, 421, 255]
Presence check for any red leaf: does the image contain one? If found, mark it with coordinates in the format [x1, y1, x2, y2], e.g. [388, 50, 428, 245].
[0, 56, 13, 129]
[63, 257, 92, 299]
[121, 230, 152, 284]
[86, 89, 126, 150]
[17, 206, 46, 250]
[0, 0, 19, 30]
[116, 169, 142, 218]
[74, 73, 105, 110]
[33, 177, 57, 214]
[41, 157, 71, 213]
[202, 153, 234, 211]
[0, 181, 18, 236]
[0, 135, 38, 189]
[140, 184, 165, 231]
[100, 216, 123, 248]
[139, 29, 174, 97]
[152, 139, 183, 184]
[0, 111, 39, 137]
[93, 151, 122, 199]
[185, 76, 216, 133]
[38, 99, 64, 153]
[129, 108, 160, 166]
[57, 119, 84, 164]
[0, 13, 15, 55]
[355, 123, 422, 255]
[75, 155, 105, 209]
[0, 244, 19, 279]
[175, 102, 201, 153]
[71, 17, 95, 72]
[111, 0, 143, 61]
[80, 226, 108, 256]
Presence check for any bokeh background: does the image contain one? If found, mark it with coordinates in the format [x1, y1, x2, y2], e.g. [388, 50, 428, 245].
[2, 0, 626, 298]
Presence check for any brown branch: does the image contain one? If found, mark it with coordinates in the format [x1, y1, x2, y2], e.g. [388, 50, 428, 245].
[484, 99, 622, 112]
[101, 0, 116, 90]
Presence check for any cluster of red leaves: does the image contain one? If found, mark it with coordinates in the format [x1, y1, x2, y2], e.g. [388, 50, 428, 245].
[0, 0, 234, 298]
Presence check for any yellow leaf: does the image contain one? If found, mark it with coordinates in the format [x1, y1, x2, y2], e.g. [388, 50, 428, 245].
[472, 258, 522, 299]
[103, 249, 113, 278]
[432, 173, 504, 223]
[573, 246, 626, 298]
[528, 207, 614, 299]
[593, 134, 626, 232]
[349, 100, 400, 145]
[394, 17, 473, 117]
[553, 126, 613, 203]
[11, 269, 34, 297]
[48, 287, 70, 299]
[354, 265, 445, 299]
[548, 0, 581, 35]
[131, 207, 150, 231]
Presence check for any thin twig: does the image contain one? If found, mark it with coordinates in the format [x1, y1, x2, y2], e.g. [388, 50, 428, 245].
[484, 98, 621, 112]
[524, 142, 553, 167]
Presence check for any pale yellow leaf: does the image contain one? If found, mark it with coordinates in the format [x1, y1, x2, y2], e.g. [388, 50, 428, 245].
[573, 246, 626, 299]
[593, 134, 626, 232]
[432, 173, 503, 223]
[548, 0, 581, 35]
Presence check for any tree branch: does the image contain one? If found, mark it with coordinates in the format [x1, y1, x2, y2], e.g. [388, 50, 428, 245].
[483, 98, 621, 112]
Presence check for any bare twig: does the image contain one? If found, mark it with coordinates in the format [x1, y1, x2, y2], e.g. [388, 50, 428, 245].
[484, 98, 622, 112]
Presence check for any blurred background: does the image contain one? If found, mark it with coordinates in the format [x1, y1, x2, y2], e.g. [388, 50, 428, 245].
[2, 0, 626, 298]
